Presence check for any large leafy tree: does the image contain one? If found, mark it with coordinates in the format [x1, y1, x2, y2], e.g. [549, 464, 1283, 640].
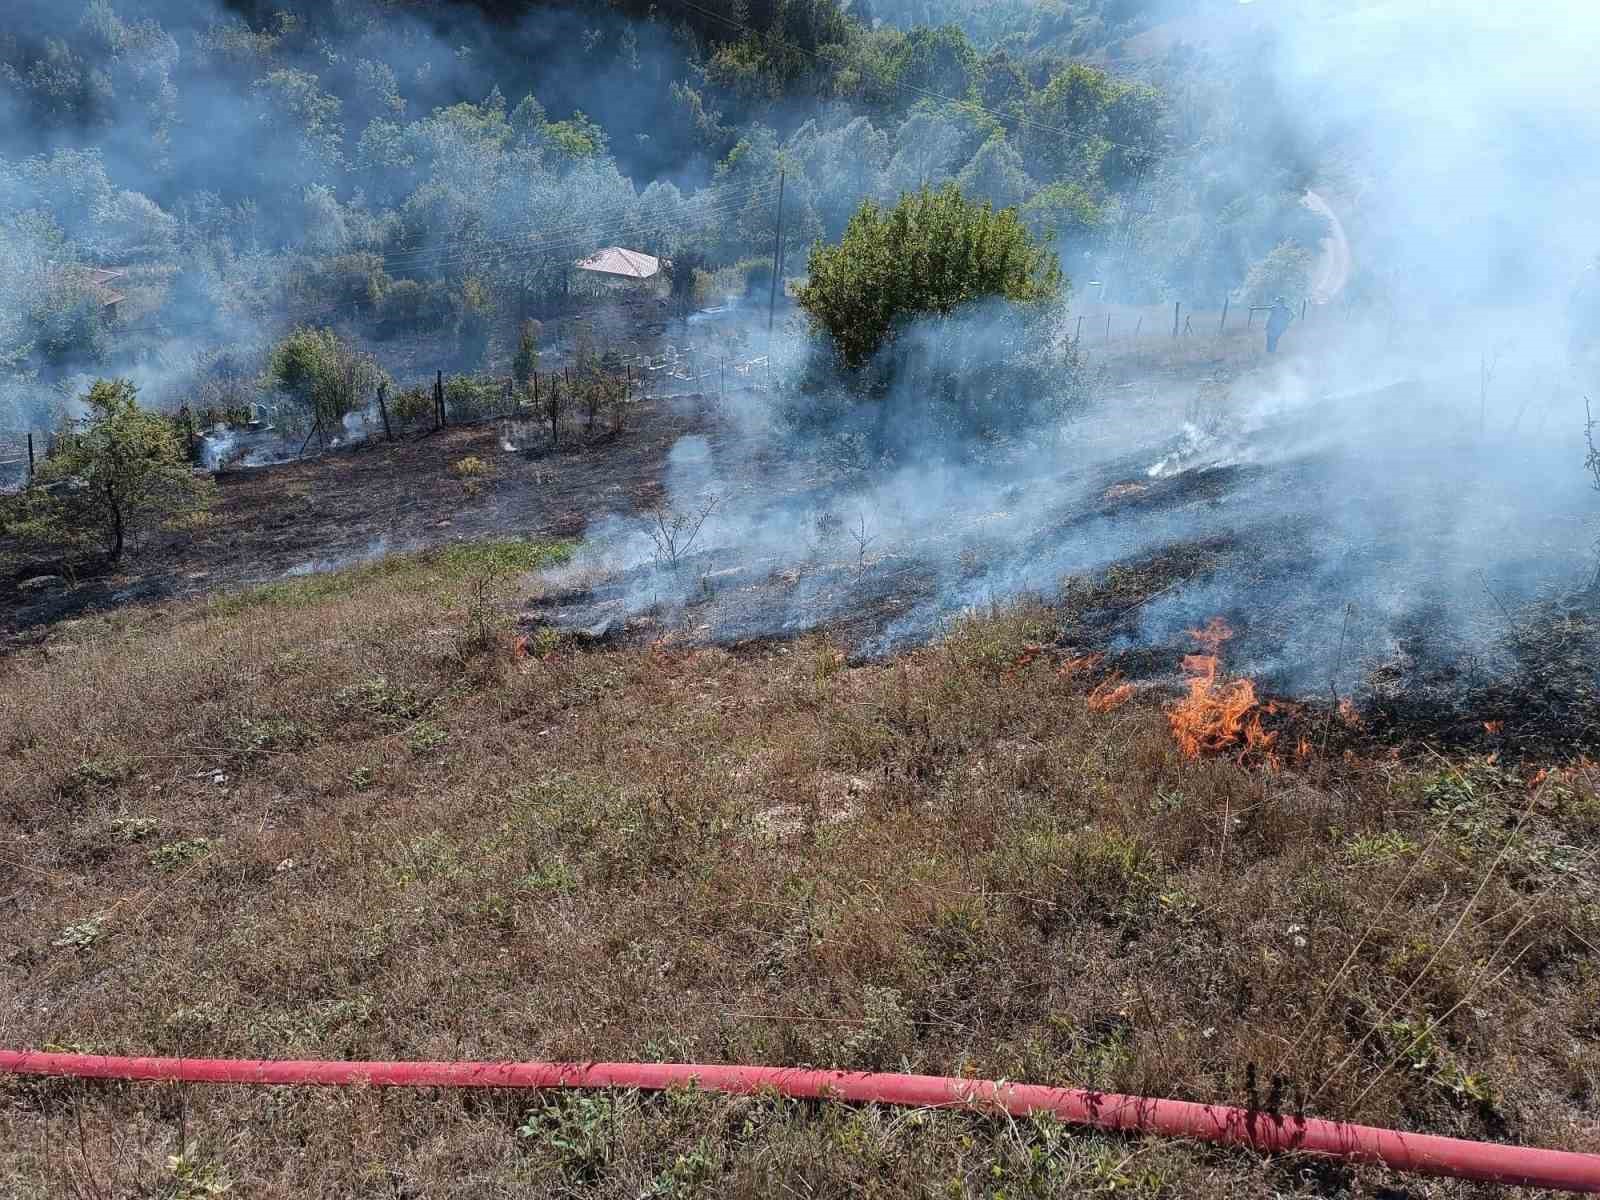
[5, 379, 213, 560]
[796, 183, 1062, 368]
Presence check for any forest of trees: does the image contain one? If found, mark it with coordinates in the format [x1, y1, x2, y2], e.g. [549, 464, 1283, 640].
[0, 0, 1326, 434]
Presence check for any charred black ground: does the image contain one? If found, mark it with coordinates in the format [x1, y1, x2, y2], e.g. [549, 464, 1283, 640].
[6, 352, 1599, 760]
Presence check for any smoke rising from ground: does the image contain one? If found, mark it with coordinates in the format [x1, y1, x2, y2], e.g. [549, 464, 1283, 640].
[4, 0, 1598, 700]
[547, 0, 1600, 695]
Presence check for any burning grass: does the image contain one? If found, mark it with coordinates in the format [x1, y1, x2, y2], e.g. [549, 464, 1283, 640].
[1169, 617, 1279, 765]
[1, 547, 1598, 1197]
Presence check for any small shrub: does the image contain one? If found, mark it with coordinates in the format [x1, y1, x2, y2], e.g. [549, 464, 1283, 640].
[520, 857, 579, 895]
[337, 675, 426, 723]
[53, 916, 106, 950]
[451, 455, 489, 478]
[1345, 829, 1420, 865]
[229, 716, 308, 756]
[265, 327, 388, 438]
[518, 1093, 616, 1178]
[67, 754, 133, 796]
[512, 319, 541, 383]
[644, 494, 721, 571]
[407, 721, 449, 754]
[165, 1153, 232, 1199]
[389, 384, 433, 429]
[442, 374, 503, 421]
[838, 985, 914, 1071]
[649, 1146, 716, 1197]
[149, 837, 214, 872]
[388, 830, 465, 883]
[110, 815, 158, 841]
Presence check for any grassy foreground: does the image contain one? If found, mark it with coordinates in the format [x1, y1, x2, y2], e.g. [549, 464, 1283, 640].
[1, 538, 1597, 1198]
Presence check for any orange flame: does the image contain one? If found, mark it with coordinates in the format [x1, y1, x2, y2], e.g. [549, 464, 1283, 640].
[1006, 644, 1044, 675]
[1483, 720, 1504, 735]
[1087, 678, 1134, 712]
[1168, 618, 1278, 765]
[1059, 652, 1104, 679]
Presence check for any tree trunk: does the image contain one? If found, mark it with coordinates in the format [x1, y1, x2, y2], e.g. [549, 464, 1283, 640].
[107, 490, 124, 561]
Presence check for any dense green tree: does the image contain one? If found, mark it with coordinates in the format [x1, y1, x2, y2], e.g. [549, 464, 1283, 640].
[1020, 180, 1107, 249]
[1238, 239, 1312, 304]
[796, 183, 1062, 367]
[955, 134, 1032, 210]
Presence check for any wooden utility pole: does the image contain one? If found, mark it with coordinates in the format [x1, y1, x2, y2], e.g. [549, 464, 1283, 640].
[26, 431, 34, 482]
[1105, 313, 1112, 343]
[376, 381, 393, 441]
[1075, 315, 1085, 344]
[1218, 296, 1230, 334]
[1172, 301, 1181, 338]
[767, 168, 786, 337]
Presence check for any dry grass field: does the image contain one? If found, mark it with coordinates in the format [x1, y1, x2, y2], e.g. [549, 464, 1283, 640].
[2, 538, 1597, 1197]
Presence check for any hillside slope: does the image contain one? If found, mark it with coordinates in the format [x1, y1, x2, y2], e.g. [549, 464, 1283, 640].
[2, 543, 1596, 1196]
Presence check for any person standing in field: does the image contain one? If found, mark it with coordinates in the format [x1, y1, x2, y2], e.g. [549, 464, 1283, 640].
[1265, 296, 1295, 353]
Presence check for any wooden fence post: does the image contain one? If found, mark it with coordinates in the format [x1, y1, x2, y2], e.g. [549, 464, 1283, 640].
[376, 381, 393, 441]
[434, 370, 445, 430]
[26, 431, 35, 482]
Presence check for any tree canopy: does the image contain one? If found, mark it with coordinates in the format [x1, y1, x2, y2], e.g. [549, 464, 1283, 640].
[3, 378, 213, 559]
[265, 326, 389, 434]
[796, 183, 1063, 368]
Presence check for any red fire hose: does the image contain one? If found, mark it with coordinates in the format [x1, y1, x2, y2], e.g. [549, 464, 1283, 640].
[3, 1051, 1596, 1192]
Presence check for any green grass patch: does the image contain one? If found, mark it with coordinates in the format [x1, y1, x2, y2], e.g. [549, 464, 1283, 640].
[208, 537, 575, 616]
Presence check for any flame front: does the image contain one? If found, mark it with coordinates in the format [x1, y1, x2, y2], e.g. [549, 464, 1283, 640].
[1168, 617, 1278, 764]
